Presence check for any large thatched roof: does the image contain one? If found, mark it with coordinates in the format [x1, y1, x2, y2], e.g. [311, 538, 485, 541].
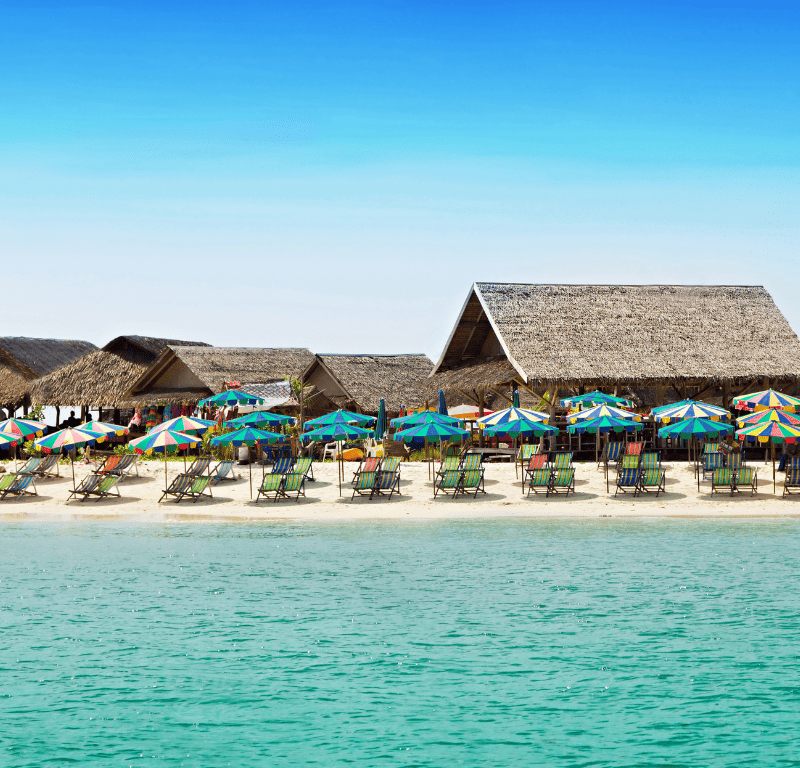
[31, 336, 208, 407]
[433, 283, 800, 387]
[304, 354, 434, 413]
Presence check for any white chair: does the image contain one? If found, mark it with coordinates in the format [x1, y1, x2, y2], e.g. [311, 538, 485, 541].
[322, 442, 340, 462]
[362, 438, 384, 458]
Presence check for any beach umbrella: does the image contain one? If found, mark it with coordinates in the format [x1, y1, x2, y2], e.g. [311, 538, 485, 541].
[658, 417, 735, 491]
[736, 408, 800, 428]
[0, 417, 48, 440]
[35, 427, 107, 488]
[199, 389, 265, 407]
[437, 389, 448, 416]
[736, 419, 800, 493]
[302, 422, 375, 496]
[567, 404, 640, 424]
[652, 401, 730, 424]
[561, 391, 634, 408]
[304, 409, 374, 430]
[224, 410, 294, 429]
[651, 399, 694, 414]
[0, 432, 21, 470]
[80, 421, 130, 438]
[484, 417, 558, 439]
[375, 399, 387, 442]
[733, 389, 800, 413]
[129, 429, 203, 488]
[477, 406, 550, 427]
[212, 426, 286, 498]
[390, 411, 462, 428]
[393, 421, 471, 480]
[569, 415, 644, 485]
[149, 416, 216, 436]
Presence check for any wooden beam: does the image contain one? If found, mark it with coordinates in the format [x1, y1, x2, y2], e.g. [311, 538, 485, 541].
[459, 309, 485, 360]
[489, 387, 513, 405]
[456, 387, 480, 406]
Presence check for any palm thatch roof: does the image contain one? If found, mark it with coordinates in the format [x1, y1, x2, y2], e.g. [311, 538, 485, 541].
[122, 346, 315, 404]
[433, 283, 800, 388]
[303, 354, 435, 413]
[0, 336, 97, 404]
[30, 336, 208, 407]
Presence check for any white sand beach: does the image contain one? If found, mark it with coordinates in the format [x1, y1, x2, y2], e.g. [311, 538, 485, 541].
[1, 458, 798, 521]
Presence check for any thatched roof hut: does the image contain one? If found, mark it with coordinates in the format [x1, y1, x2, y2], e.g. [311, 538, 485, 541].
[302, 354, 434, 413]
[0, 337, 97, 406]
[431, 283, 800, 406]
[123, 346, 315, 405]
[31, 336, 208, 407]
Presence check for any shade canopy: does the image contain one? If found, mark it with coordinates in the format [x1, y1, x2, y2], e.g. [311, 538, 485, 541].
[35, 427, 106, 453]
[657, 417, 734, 440]
[393, 422, 471, 443]
[652, 401, 730, 423]
[211, 427, 286, 447]
[567, 404, 640, 423]
[80, 420, 130, 438]
[484, 417, 558, 438]
[477, 406, 549, 427]
[568, 415, 643, 434]
[390, 411, 462, 428]
[0, 418, 48, 440]
[733, 389, 800, 413]
[736, 420, 800, 444]
[736, 409, 800, 428]
[150, 416, 216, 435]
[129, 429, 202, 455]
[304, 410, 374, 430]
[225, 410, 293, 429]
[199, 389, 264, 407]
[302, 423, 375, 442]
[561, 391, 633, 408]
[0, 432, 21, 449]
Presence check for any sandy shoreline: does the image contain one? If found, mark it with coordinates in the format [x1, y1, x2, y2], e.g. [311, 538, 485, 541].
[0, 458, 798, 522]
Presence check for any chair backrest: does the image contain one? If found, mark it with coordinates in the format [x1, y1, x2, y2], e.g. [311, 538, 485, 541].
[382, 457, 400, 473]
[0, 474, 15, 491]
[621, 455, 640, 470]
[461, 469, 482, 488]
[293, 457, 312, 475]
[82, 475, 102, 492]
[527, 468, 551, 486]
[787, 456, 800, 472]
[640, 468, 663, 485]
[703, 452, 723, 470]
[552, 468, 574, 486]
[362, 457, 380, 472]
[39, 455, 59, 471]
[190, 476, 210, 493]
[261, 473, 283, 491]
[703, 442, 720, 454]
[18, 457, 41, 473]
[785, 468, 800, 485]
[625, 443, 644, 456]
[172, 474, 193, 493]
[283, 473, 304, 492]
[713, 468, 732, 485]
[11, 474, 34, 492]
[188, 457, 211, 475]
[737, 467, 756, 484]
[439, 470, 461, 489]
[273, 457, 294, 474]
[441, 457, 461, 472]
[552, 453, 573, 469]
[103, 456, 122, 472]
[617, 468, 639, 486]
[213, 459, 235, 477]
[640, 452, 660, 469]
[527, 454, 548, 471]
[727, 453, 743, 469]
[605, 442, 624, 461]
[375, 471, 396, 490]
[117, 453, 137, 470]
[98, 475, 120, 494]
[355, 471, 376, 491]
[518, 445, 537, 460]
[461, 454, 481, 471]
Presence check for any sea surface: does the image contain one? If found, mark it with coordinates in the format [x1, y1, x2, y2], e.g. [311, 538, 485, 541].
[2, 519, 799, 767]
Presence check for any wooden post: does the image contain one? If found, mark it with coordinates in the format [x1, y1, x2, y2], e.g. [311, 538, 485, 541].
[722, 382, 730, 410]
[478, 389, 485, 448]
[549, 384, 559, 452]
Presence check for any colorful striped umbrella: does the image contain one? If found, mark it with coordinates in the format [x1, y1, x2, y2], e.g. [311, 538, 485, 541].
[149, 416, 216, 435]
[390, 411, 462, 428]
[561, 391, 633, 408]
[736, 409, 800, 428]
[0, 432, 21, 449]
[35, 427, 107, 488]
[130, 428, 204, 488]
[199, 389, 264, 407]
[302, 422, 375, 496]
[733, 389, 800, 413]
[477, 406, 550, 427]
[484, 417, 558, 438]
[0, 418, 48, 440]
[736, 420, 800, 444]
[225, 411, 294, 429]
[304, 410, 374, 430]
[568, 404, 640, 424]
[568, 415, 643, 435]
[657, 417, 734, 440]
[651, 399, 694, 414]
[81, 420, 130, 438]
[652, 401, 730, 424]
[393, 422, 470, 443]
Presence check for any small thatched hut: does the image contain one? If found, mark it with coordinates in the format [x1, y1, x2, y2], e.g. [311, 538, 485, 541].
[431, 283, 800, 409]
[302, 354, 435, 414]
[0, 337, 97, 410]
[123, 346, 315, 405]
[31, 336, 209, 409]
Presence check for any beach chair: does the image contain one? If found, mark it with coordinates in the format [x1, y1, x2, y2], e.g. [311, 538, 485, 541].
[352, 457, 380, 485]
[703, 442, 720, 455]
[293, 456, 314, 481]
[95, 453, 139, 478]
[525, 468, 552, 496]
[523, 454, 548, 492]
[547, 468, 575, 496]
[0, 475, 16, 494]
[783, 469, 800, 497]
[186, 457, 212, 477]
[711, 468, 735, 495]
[638, 468, 666, 497]
[620, 454, 641, 471]
[599, 441, 624, 468]
[372, 469, 400, 500]
[625, 442, 644, 457]
[437, 456, 461, 478]
[209, 459, 237, 484]
[94, 455, 122, 475]
[16, 457, 42, 476]
[434, 470, 461, 498]
[734, 467, 758, 494]
[702, 452, 724, 481]
[351, 470, 377, 500]
[551, 452, 573, 470]
[35, 454, 60, 477]
[615, 468, 640, 496]
[0, 474, 37, 500]
[159, 474, 212, 503]
[726, 453, 744, 471]
[460, 453, 482, 471]
[279, 472, 306, 502]
[517, 444, 539, 472]
[272, 456, 295, 475]
[256, 473, 284, 502]
[67, 474, 103, 501]
[71, 474, 121, 502]
[381, 457, 401, 478]
[640, 452, 661, 470]
[456, 469, 485, 498]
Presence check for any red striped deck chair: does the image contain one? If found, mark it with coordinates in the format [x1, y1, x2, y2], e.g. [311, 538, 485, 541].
[625, 443, 644, 457]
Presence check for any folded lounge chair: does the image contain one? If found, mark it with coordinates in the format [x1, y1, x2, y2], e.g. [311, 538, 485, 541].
[0, 474, 37, 500]
[159, 473, 212, 503]
[638, 468, 666, 497]
[457, 469, 486, 498]
[525, 468, 551, 496]
[434, 470, 461, 498]
[210, 459, 237, 484]
[547, 468, 575, 496]
[711, 468, 735, 495]
[734, 466, 757, 494]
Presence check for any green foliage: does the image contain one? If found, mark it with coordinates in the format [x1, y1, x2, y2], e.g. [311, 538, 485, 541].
[114, 444, 133, 457]
[26, 405, 45, 421]
[23, 439, 42, 458]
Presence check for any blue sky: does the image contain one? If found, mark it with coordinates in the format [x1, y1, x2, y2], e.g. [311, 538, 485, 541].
[2, 0, 797, 359]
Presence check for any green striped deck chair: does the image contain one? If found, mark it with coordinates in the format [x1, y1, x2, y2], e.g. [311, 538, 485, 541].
[256, 473, 284, 502]
[183, 475, 211, 502]
[272, 457, 294, 475]
[640, 452, 661, 470]
[186, 457, 212, 477]
[525, 468, 551, 496]
[547, 468, 575, 496]
[783, 468, 800, 497]
[460, 454, 482, 471]
[382, 457, 401, 475]
[620, 455, 641, 471]
[0, 475, 16, 493]
[352, 457, 380, 485]
[351, 470, 377, 500]
[67, 474, 102, 502]
[457, 469, 485, 498]
[279, 472, 306, 502]
[702, 452, 724, 480]
[293, 457, 314, 481]
[210, 459, 236, 484]
[734, 467, 757, 495]
[711, 468, 734, 495]
[434, 470, 461, 498]
[372, 469, 400, 500]
[615, 468, 639, 496]
[638, 468, 666, 497]
[625, 442, 644, 457]
[551, 452, 573, 470]
[91, 474, 121, 501]
[0, 474, 37, 500]
[727, 453, 743, 471]
[437, 456, 461, 476]
[16, 457, 42, 476]
[703, 442, 720, 455]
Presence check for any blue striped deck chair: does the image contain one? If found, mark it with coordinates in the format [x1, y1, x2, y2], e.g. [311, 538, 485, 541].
[460, 454, 482, 471]
[640, 452, 661, 470]
[210, 460, 237, 484]
[727, 453, 744, 471]
[734, 467, 757, 495]
[351, 470, 377, 500]
[0, 474, 37, 500]
[67, 474, 103, 502]
[703, 442, 720, 455]
[638, 468, 666, 497]
[372, 469, 400, 500]
[272, 457, 295, 475]
[547, 468, 575, 496]
[600, 441, 624, 468]
[551, 452, 573, 470]
[525, 468, 551, 496]
[293, 457, 314, 481]
[702, 452, 724, 481]
[16, 457, 42, 476]
[256, 473, 284, 502]
[615, 468, 639, 496]
[186, 457, 212, 477]
[434, 470, 461, 498]
[279, 472, 306, 502]
[457, 469, 485, 498]
[382, 457, 401, 477]
[711, 468, 734, 495]
[783, 468, 800, 497]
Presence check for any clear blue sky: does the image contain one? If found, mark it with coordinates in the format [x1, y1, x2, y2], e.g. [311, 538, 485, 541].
[2, 0, 798, 359]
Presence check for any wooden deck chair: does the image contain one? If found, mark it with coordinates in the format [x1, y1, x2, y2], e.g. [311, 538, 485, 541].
[256, 473, 284, 502]
[293, 456, 314, 481]
[186, 457, 212, 477]
[38, 454, 61, 477]
[434, 469, 461, 498]
[523, 455, 548, 493]
[517, 444, 539, 472]
[460, 454, 482, 471]
[272, 456, 294, 475]
[600, 441, 624, 468]
[94, 455, 122, 475]
[615, 468, 640, 496]
[457, 469, 486, 498]
[89, 474, 122, 501]
[210, 459, 237, 484]
[95, 453, 139, 477]
[279, 472, 306, 502]
[551, 452, 573, 470]
[703, 442, 720, 455]
[702, 452, 724, 481]
[638, 468, 666, 497]
[352, 457, 380, 485]
[640, 452, 661, 470]
[547, 468, 575, 496]
[711, 468, 735, 495]
[371, 469, 400, 500]
[783, 468, 800, 497]
[67, 474, 103, 501]
[351, 470, 377, 500]
[16, 457, 42, 476]
[734, 467, 758, 495]
[0, 474, 37, 500]
[525, 468, 552, 496]
[160, 474, 211, 503]
[160, 474, 192, 502]
[437, 456, 461, 477]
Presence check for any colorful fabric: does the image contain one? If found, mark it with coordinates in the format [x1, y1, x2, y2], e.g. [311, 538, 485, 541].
[392, 422, 469, 444]
[736, 409, 800, 428]
[736, 420, 800, 444]
[0, 418, 47, 440]
[561, 391, 634, 408]
[551, 453, 573, 469]
[733, 389, 800, 413]
[129, 429, 201, 455]
[35, 427, 105, 453]
[477, 407, 550, 427]
[568, 404, 640, 424]
[484, 417, 557, 438]
[653, 401, 730, 423]
[568, 415, 642, 435]
[657, 418, 733, 441]
[225, 411, 293, 429]
[81, 421, 129, 438]
[210, 427, 284, 447]
[199, 390, 264, 407]
[390, 411, 461, 429]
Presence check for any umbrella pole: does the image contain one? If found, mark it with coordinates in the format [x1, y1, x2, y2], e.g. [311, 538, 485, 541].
[71, 454, 75, 491]
[165, 450, 168, 489]
[773, 442, 776, 494]
[595, 430, 599, 466]
[339, 441, 343, 497]
[250, 442, 254, 500]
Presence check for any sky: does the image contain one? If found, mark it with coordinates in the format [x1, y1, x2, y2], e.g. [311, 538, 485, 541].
[2, 0, 798, 361]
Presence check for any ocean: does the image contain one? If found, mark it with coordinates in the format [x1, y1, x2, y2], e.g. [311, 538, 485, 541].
[3, 519, 799, 767]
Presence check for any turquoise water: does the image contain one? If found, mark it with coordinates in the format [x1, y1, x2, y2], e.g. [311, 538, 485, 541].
[2, 519, 800, 767]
